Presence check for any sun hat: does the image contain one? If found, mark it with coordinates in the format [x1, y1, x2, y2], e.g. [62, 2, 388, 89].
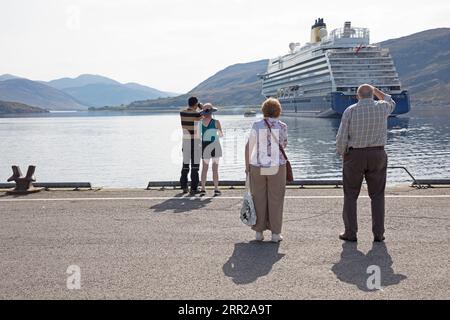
[201, 103, 218, 115]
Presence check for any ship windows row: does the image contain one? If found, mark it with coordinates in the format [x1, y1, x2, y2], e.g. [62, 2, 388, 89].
[336, 86, 402, 93]
[328, 52, 389, 59]
[334, 75, 400, 81]
[266, 55, 327, 78]
[276, 86, 333, 99]
[264, 66, 330, 85]
[332, 70, 398, 77]
[330, 60, 394, 65]
[331, 65, 396, 71]
[263, 73, 332, 91]
[265, 81, 333, 98]
[335, 78, 401, 86]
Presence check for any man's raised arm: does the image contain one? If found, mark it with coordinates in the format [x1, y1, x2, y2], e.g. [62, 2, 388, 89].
[373, 87, 396, 114]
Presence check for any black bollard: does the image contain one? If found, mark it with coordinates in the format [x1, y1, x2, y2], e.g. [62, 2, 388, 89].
[6, 165, 42, 194]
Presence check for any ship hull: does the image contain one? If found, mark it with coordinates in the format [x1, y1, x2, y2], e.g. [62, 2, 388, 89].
[277, 91, 411, 117]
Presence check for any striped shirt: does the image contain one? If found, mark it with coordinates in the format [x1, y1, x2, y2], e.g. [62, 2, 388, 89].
[336, 95, 396, 156]
[180, 108, 203, 139]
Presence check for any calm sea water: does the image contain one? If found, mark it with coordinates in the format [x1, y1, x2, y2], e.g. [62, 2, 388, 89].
[1, 107, 449, 187]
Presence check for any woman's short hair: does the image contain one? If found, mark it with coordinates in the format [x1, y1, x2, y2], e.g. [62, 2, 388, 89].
[262, 98, 282, 118]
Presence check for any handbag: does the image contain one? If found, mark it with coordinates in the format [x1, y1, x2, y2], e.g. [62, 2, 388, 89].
[264, 119, 294, 182]
[240, 174, 257, 226]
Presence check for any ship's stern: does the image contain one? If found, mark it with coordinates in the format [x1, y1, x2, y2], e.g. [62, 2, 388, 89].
[331, 91, 411, 116]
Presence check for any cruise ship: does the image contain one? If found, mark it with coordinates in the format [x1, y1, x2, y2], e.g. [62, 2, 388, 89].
[260, 19, 411, 117]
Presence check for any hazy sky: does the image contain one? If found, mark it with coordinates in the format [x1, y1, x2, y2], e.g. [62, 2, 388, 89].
[1, 0, 449, 93]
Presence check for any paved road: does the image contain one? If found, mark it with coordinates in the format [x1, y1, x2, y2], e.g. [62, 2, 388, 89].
[0, 186, 449, 299]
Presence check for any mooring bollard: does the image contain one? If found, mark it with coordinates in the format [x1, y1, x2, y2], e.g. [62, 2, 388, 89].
[6, 165, 42, 194]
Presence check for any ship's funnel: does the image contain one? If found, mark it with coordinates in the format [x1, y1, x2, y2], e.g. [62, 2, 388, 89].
[311, 18, 326, 43]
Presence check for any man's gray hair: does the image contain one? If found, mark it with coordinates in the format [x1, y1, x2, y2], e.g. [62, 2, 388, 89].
[357, 84, 374, 99]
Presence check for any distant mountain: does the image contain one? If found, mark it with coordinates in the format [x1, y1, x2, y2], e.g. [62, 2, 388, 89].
[47, 74, 120, 90]
[380, 28, 450, 107]
[0, 73, 177, 110]
[46, 74, 177, 107]
[61, 82, 177, 107]
[0, 79, 88, 111]
[126, 28, 449, 109]
[128, 60, 268, 109]
[124, 82, 178, 98]
[0, 74, 21, 81]
[0, 100, 48, 114]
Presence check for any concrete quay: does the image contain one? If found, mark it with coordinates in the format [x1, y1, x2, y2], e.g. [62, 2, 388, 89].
[0, 186, 449, 299]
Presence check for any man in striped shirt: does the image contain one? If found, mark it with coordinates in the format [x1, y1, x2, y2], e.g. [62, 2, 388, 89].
[180, 97, 204, 195]
[336, 85, 396, 243]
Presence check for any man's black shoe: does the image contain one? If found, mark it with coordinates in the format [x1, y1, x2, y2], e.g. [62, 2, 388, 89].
[339, 233, 358, 242]
[374, 236, 386, 242]
[189, 189, 200, 196]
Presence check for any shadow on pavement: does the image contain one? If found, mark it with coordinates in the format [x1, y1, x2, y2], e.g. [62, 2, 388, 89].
[331, 242, 407, 291]
[0, 193, 33, 198]
[223, 242, 285, 285]
[150, 193, 213, 213]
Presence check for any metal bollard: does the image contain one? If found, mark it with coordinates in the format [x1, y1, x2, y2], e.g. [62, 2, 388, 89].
[6, 165, 42, 194]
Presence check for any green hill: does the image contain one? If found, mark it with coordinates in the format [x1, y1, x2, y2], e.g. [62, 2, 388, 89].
[380, 28, 450, 107]
[0, 100, 48, 114]
[0, 79, 89, 111]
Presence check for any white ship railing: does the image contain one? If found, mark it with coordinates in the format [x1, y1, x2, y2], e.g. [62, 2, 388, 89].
[327, 27, 370, 41]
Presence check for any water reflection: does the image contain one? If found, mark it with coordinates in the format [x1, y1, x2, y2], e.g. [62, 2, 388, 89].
[0, 107, 449, 187]
[388, 116, 410, 130]
[221, 114, 416, 182]
[283, 117, 410, 178]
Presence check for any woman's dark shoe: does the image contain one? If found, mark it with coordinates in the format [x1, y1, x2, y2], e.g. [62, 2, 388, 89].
[182, 188, 189, 194]
[214, 190, 222, 197]
[199, 190, 206, 197]
[339, 233, 357, 242]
